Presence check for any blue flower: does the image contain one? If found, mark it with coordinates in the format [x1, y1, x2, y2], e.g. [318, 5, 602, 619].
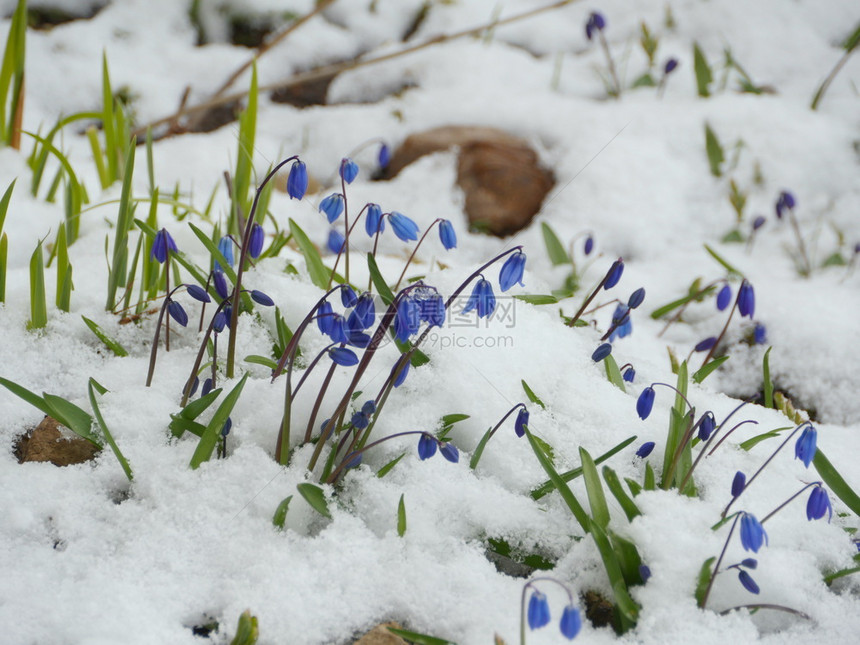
[604, 259, 624, 290]
[319, 193, 345, 223]
[378, 143, 391, 169]
[202, 378, 214, 397]
[698, 412, 716, 441]
[499, 251, 526, 292]
[462, 278, 496, 318]
[753, 323, 767, 345]
[250, 290, 274, 307]
[438, 219, 457, 250]
[638, 564, 652, 582]
[716, 284, 732, 311]
[584, 236, 594, 256]
[608, 304, 631, 341]
[394, 296, 421, 342]
[216, 236, 234, 271]
[365, 203, 384, 236]
[212, 311, 227, 333]
[327, 229, 345, 254]
[221, 417, 232, 437]
[391, 359, 409, 388]
[186, 284, 211, 303]
[329, 347, 359, 366]
[795, 424, 817, 468]
[559, 605, 581, 640]
[636, 386, 655, 420]
[514, 407, 529, 438]
[316, 301, 334, 335]
[664, 58, 679, 75]
[417, 434, 437, 460]
[591, 343, 613, 361]
[287, 160, 308, 200]
[248, 223, 265, 259]
[327, 314, 348, 344]
[361, 401, 376, 416]
[388, 212, 419, 242]
[351, 293, 376, 329]
[775, 190, 796, 219]
[807, 485, 832, 522]
[627, 287, 646, 309]
[737, 280, 755, 318]
[738, 570, 760, 594]
[213, 270, 229, 299]
[151, 228, 178, 263]
[351, 407, 370, 429]
[585, 11, 606, 41]
[694, 337, 717, 352]
[439, 442, 459, 463]
[340, 284, 358, 308]
[340, 157, 359, 184]
[740, 558, 757, 569]
[622, 366, 635, 382]
[739, 513, 768, 553]
[417, 291, 445, 328]
[636, 441, 655, 458]
[731, 471, 746, 497]
[167, 300, 188, 326]
[752, 215, 766, 231]
[527, 591, 551, 630]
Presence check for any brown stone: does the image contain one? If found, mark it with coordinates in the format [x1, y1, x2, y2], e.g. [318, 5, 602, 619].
[14, 416, 100, 467]
[352, 622, 409, 645]
[379, 126, 554, 237]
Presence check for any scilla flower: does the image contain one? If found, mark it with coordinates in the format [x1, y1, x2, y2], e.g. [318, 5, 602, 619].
[438, 219, 457, 250]
[248, 224, 265, 259]
[327, 229, 345, 254]
[737, 280, 755, 318]
[151, 228, 178, 263]
[795, 424, 817, 468]
[365, 203, 384, 236]
[499, 251, 526, 291]
[527, 591, 551, 629]
[514, 407, 529, 438]
[636, 386, 655, 420]
[216, 236, 234, 271]
[287, 160, 308, 199]
[319, 193, 345, 223]
[806, 484, 832, 522]
[340, 158, 359, 184]
[462, 278, 496, 318]
[388, 212, 419, 242]
[739, 513, 767, 553]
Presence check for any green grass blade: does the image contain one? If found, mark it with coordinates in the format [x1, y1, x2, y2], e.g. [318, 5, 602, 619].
[289, 218, 330, 290]
[377, 453, 405, 478]
[693, 41, 712, 97]
[694, 557, 716, 607]
[386, 627, 455, 645]
[101, 52, 118, 182]
[0, 232, 8, 303]
[589, 519, 639, 631]
[650, 282, 715, 319]
[0, 376, 54, 418]
[704, 244, 744, 276]
[0, 178, 15, 234]
[28, 240, 47, 330]
[88, 379, 133, 481]
[692, 355, 729, 384]
[82, 316, 128, 357]
[297, 482, 332, 519]
[190, 373, 248, 469]
[272, 495, 292, 530]
[525, 428, 590, 532]
[397, 493, 407, 536]
[762, 346, 774, 408]
[87, 126, 109, 189]
[580, 447, 611, 529]
[521, 379, 546, 409]
[367, 252, 395, 305]
[604, 354, 626, 391]
[531, 435, 637, 499]
[541, 221, 570, 265]
[42, 393, 101, 446]
[55, 225, 71, 311]
[603, 466, 641, 521]
[105, 142, 136, 310]
[469, 426, 495, 469]
[814, 448, 860, 517]
[704, 122, 724, 177]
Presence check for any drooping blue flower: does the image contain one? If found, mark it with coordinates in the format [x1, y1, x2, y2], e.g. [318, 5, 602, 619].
[287, 160, 308, 200]
[559, 605, 581, 640]
[365, 203, 384, 236]
[775, 190, 796, 219]
[731, 471, 746, 497]
[738, 570, 760, 594]
[347, 330, 371, 348]
[698, 412, 716, 441]
[514, 407, 529, 438]
[361, 401, 376, 416]
[716, 284, 732, 311]
[186, 284, 211, 303]
[604, 259, 624, 290]
[327, 314, 349, 344]
[216, 236, 234, 271]
[739, 513, 768, 553]
[622, 366, 635, 382]
[202, 378, 214, 397]
[636, 441, 655, 458]
[694, 337, 717, 352]
[388, 211, 419, 242]
[417, 291, 446, 328]
[316, 301, 335, 335]
[351, 408, 370, 430]
[329, 347, 359, 367]
[394, 295, 421, 342]
[378, 143, 391, 169]
[638, 564, 652, 582]
[591, 342, 613, 361]
[351, 293, 376, 329]
[527, 591, 551, 630]
[584, 235, 594, 256]
[637, 386, 655, 420]
[753, 323, 767, 345]
[221, 417, 232, 437]
[438, 219, 457, 250]
[327, 229, 345, 254]
[391, 359, 409, 388]
[222, 306, 232, 329]
[319, 193, 345, 223]
[250, 290, 274, 307]
[248, 223, 265, 259]
[439, 442, 459, 463]
[627, 287, 646, 309]
[585, 11, 606, 41]
[737, 280, 755, 318]
[417, 434, 437, 460]
[752, 215, 766, 231]
[340, 157, 359, 184]
[663, 58, 679, 75]
[795, 424, 817, 468]
[151, 228, 178, 263]
[462, 278, 496, 318]
[608, 304, 631, 341]
[340, 284, 358, 308]
[212, 311, 227, 333]
[499, 251, 527, 292]
[740, 558, 757, 569]
[167, 300, 188, 326]
[806, 485, 832, 522]
[187, 377, 200, 397]
[213, 270, 229, 300]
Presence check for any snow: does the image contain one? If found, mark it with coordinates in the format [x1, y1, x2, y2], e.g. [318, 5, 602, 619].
[0, 0, 859, 643]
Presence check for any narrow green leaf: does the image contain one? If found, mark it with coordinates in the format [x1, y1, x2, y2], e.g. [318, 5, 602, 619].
[82, 316, 128, 357]
[55, 225, 72, 311]
[704, 244, 744, 276]
[377, 453, 405, 478]
[88, 379, 133, 481]
[604, 354, 626, 391]
[289, 218, 330, 289]
[521, 379, 546, 409]
[297, 482, 332, 519]
[0, 376, 53, 418]
[625, 477, 642, 498]
[692, 355, 729, 384]
[230, 609, 259, 645]
[244, 355, 278, 370]
[0, 233, 7, 302]
[190, 373, 248, 469]
[188, 222, 239, 286]
[386, 627, 456, 645]
[762, 346, 774, 409]
[814, 448, 860, 517]
[823, 565, 860, 584]
[532, 434, 555, 465]
[580, 447, 611, 529]
[28, 240, 47, 330]
[695, 557, 716, 607]
[589, 519, 639, 629]
[0, 179, 15, 234]
[650, 282, 715, 320]
[105, 142, 136, 310]
[514, 294, 558, 305]
[603, 466, 641, 521]
[42, 393, 101, 446]
[525, 429, 590, 532]
[102, 53, 118, 182]
[704, 122, 724, 177]
[178, 388, 223, 420]
[693, 41, 712, 97]
[610, 530, 645, 585]
[397, 493, 407, 537]
[273, 495, 292, 530]
[541, 222, 570, 266]
[469, 426, 495, 469]
[644, 461, 656, 490]
[739, 427, 789, 451]
[367, 252, 395, 305]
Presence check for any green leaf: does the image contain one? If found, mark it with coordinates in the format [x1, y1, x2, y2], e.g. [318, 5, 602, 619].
[762, 346, 774, 409]
[720, 229, 744, 243]
[525, 429, 590, 532]
[0, 179, 15, 234]
[588, 519, 639, 630]
[386, 627, 456, 645]
[82, 316, 128, 357]
[814, 448, 860, 517]
[739, 426, 790, 451]
[704, 244, 744, 276]
[692, 355, 729, 384]
[541, 222, 570, 266]
[514, 294, 558, 305]
[188, 222, 240, 286]
[694, 557, 716, 607]
[289, 218, 330, 290]
[190, 374, 248, 469]
[0, 376, 54, 418]
[580, 447, 611, 529]
[0, 233, 7, 303]
[105, 142, 136, 310]
[377, 453, 405, 478]
[625, 477, 642, 498]
[244, 355, 278, 370]
[469, 426, 495, 470]
[397, 493, 407, 537]
[631, 73, 656, 88]
[297, 482, 332, 519]
[692, 42, 712, 97]
[230, 609, 259, 645]
[604, 354, 626, 391]
[650, 282, 715, 319]
[28, 240, 47, 330]
[177, 388, 223, 420]
[440, 413, 469, 427]
[88, 379, 133, 481]
[823, 565, 860, 584]
[272, 496, 292, 530]
[644, 461, 656, 490]
[532, 434, 555, 465]
[704, 122, 724, 177]
[367, 252, 395, 305]
[842, 21, 860, 51]
[521, 379, 546, 409]
[42, 393, 101, 446]
[603, 466, 641, 521]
